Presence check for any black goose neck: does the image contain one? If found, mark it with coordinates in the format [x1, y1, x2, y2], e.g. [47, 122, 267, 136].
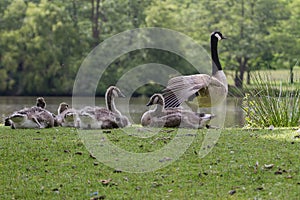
[211, 36, 222, 74]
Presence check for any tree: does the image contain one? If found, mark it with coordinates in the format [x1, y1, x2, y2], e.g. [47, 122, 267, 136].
[0, 0, 27, 93]
[0, 0, 298, 96]
[268, 0, 300, 84]
[206, 0, 290, 87]
[0, 0, 89, 95]
[145, 0, 291, 88]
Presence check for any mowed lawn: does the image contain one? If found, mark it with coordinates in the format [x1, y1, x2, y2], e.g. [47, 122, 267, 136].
[225, 68, 300, 86]
[0, 126, 299, 199]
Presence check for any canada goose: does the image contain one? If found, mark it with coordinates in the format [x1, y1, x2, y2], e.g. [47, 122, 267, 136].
[6, 106, 54, 129]
[55, 102, 79, 127]
[79, 86, 130, 129]
[163, 31, 228, 110]
[141, 93, 214, 128]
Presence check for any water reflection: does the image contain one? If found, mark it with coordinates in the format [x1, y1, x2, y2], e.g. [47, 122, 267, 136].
[0, 96, 244, 127]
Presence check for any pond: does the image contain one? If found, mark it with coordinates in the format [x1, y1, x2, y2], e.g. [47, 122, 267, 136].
[0, 96, 245, 128]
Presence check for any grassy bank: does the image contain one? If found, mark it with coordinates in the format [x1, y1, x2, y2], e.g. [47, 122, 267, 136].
[0, 126, 299, 199]
[225, 68, 300, 86]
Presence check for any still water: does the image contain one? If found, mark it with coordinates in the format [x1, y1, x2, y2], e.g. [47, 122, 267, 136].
[0, 96, 244, 127]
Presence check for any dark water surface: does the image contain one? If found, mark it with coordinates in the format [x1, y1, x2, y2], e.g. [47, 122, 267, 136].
[0, 96, 244, 127]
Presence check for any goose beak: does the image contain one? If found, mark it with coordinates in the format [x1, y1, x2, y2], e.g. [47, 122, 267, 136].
[146, 101, 153, 106]
[119, 92, 126, 98]
[222, 36, 227, 39]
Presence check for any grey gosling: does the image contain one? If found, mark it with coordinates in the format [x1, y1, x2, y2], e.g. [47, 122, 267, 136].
[5, 97, 54, 129]
[55, 102, 79, 127]
[79, 86, 130, 129]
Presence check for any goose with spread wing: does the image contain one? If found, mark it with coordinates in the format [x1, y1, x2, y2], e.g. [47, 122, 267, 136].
[163, 31, 228, 110]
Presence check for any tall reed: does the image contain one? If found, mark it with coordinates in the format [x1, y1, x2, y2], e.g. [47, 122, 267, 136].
[242, 72, 300, 128]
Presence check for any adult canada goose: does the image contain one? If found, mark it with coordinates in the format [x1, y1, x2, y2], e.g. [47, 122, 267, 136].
[79, 86, 130, 129]
[6, 106, 54, 129]
[163, 31, 228, 110]
[55, 102, 79, 127]
[141, 93, 214, 128]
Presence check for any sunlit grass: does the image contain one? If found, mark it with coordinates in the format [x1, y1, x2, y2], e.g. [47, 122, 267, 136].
[260, 129, 299, 141]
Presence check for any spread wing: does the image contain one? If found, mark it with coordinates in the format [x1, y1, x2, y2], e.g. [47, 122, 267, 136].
[162, 74, 211, 108]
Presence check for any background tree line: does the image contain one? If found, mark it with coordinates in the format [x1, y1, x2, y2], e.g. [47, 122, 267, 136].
[0, 0, 299, 96]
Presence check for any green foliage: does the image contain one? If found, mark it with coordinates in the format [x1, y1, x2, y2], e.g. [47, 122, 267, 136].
[145, 0, 295, 87]
[0, 0, 89, 95]
[242, 73, 300, 128]
[0, 127, 299, 199]
[0, 0, 300, 95]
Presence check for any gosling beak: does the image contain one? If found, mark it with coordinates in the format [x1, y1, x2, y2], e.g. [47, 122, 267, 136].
[146, 102, 153, 106]
[119, 92, 126, 98]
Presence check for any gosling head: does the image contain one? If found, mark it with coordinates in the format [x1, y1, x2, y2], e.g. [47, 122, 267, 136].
[211, 31, 226, 41]
[106, 86, 125, 98]
[58, 102, 69, 115]
[146, 94, 164, 107]
[4, 117, 12, 126]
[36, 97, 46, 109]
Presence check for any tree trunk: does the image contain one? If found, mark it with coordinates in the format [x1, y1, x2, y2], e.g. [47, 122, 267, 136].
[247, 67, 251, 85]
[234, 70, 241, 88]
[234, 0, 246, 88]
[290, 64, 294, 84]
[91, 0, 101, 46]
[71, 0, 78, 27]
[234, 57, 248, 88]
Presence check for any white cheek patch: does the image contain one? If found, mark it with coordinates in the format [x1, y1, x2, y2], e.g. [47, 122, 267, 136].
[153, 96, 159, 104]
[215, 33, 222, 40]
[113, 90, 118, 97]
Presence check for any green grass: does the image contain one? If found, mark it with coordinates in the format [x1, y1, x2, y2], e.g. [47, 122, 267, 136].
[225, 68, 300, 86]
[0, 126, 300, 199]
[241, 73, 300, 128]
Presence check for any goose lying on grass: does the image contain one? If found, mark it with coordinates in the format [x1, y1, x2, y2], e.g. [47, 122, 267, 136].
[78, 86, 130, 129]
[55, 102, 79, 127]
[5, 97, 54, 129]
[141, 93, 214, 128]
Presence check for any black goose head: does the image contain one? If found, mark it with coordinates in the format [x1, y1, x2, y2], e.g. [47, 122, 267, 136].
[210, 31, 226, 73]
[211, 31, 226, 41]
